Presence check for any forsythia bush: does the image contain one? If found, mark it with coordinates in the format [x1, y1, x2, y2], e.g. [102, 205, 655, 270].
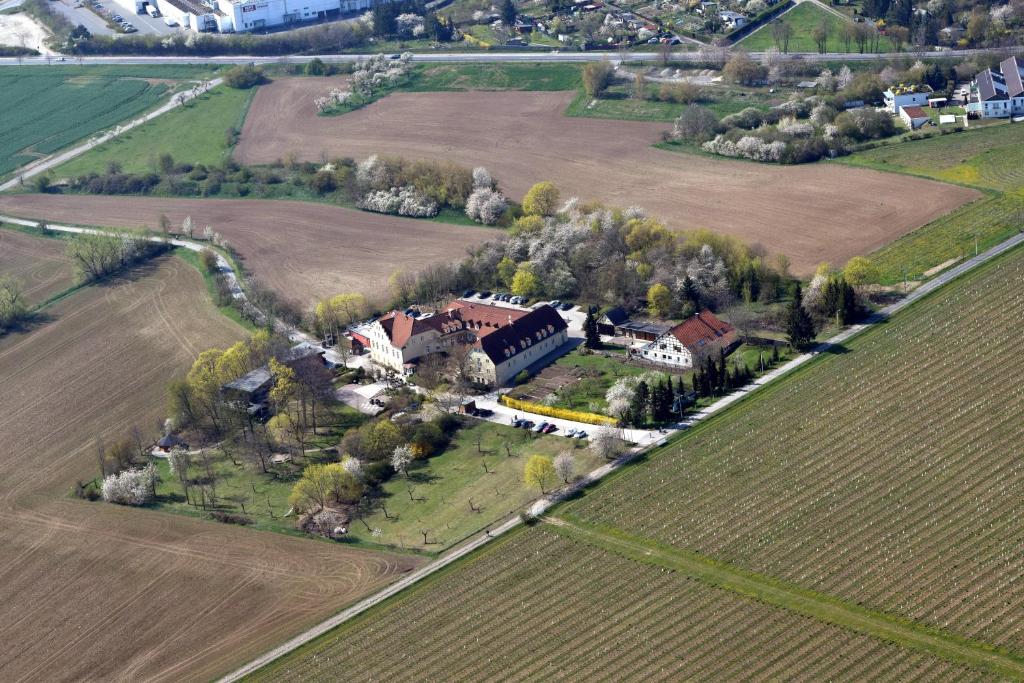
[500, 395, 618, 426]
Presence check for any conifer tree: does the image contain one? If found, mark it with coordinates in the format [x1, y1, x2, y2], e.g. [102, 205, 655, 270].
[786, 283, 816, 349]
[583, 309, 600, 349]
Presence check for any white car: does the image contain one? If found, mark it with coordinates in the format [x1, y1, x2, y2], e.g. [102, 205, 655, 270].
[163, 16, 178, 25]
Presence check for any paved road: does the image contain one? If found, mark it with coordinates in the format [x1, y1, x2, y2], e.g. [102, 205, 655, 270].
[0, 77, 219, 192]
[212, 231, 1024, 681]
[0, 45, 1020, 67]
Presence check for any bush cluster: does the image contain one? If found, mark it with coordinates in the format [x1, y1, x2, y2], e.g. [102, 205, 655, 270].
[499, 395, 618, 426]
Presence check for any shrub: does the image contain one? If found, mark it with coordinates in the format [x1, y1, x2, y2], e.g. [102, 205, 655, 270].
[465, 187, 508, 225]
[522, 181, 560, 217]
[674, 105, 720, 142]
[357, 186, 439, 217]
[101, 465, 156, 505]
[223, 64, 265, 89]
[499, 395, 618, 426]
[198, 248, 219, 274]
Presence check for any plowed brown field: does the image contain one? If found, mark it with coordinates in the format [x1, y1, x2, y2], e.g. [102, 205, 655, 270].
[0, 228, 75, 306]
[236, 80, 980, 274]
[0, 195, 496, 306]
[0, 256, 421, 682]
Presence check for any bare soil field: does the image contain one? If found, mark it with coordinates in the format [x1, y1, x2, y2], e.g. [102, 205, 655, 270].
[0, 256, 421, 682]
[0, 195, 496, 306]
[0, 228, 75, 306]
[236, 80, 979, 275]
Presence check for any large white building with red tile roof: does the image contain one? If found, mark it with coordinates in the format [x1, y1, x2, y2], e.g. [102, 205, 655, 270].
[367, 300, 569, 386]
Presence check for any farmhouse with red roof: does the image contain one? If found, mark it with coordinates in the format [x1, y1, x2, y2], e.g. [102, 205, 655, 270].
[637, 310, 738, 369]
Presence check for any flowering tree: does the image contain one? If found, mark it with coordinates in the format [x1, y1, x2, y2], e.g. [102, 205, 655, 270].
[101, 465, 157, 505]
[554, 450, 576, 484]
[391, 444, 414, 476]
[589, 426, 623, 460]
[465, 187, 507, 225]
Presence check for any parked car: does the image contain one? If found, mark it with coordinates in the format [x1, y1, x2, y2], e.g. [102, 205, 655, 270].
[550, 300, 561, 308]
[543, 423, 558, 434]
[112, 14, 123, 20]
[566, 429, 577, 437]
[532, 421, 548, 433]
[476, 408, 493, 418]
[462, 289, 476, 298]
[575, 431, 588, 439]
[163, 16, 178, 25]
[560, 302, 573, 311]
[478, 291, 492, 299]
[522, 420, 535, 430]
[123, 25, 137, 31]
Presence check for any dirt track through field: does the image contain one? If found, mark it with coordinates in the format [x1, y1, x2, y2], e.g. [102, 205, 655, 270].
[0, 256, 421, 682]
[236, 80, 979, 275]
[0, 195, 496, 307]
[0, 229, 75, 306]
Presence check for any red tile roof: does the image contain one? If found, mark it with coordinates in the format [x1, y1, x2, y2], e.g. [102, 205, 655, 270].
[668, 310, 736, 350]
[901, 106, 928, 118]
[378, 300, 531, 349]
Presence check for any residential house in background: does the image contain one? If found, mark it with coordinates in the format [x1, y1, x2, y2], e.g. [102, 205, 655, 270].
[883, 84, 933, 113]
[899, 105, 931, 129]
[967, 56, 1024, 119]
[636, 310, 738, 369]
[597, 306, 630, 336]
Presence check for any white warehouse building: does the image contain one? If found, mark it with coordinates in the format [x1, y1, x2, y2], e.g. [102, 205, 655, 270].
[143, 0, 376, 31]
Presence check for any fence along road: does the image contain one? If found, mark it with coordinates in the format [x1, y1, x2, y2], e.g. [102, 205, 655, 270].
[212, 230, 1024, 680]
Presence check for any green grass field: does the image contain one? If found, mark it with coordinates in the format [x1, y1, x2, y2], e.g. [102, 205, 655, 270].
[840, 124, 1024, 282]
[739, 2, 891, 53]
[0, 70, 173, 177]
[840, 124, 1024, 192]
[407, 62, 581, 91]
[565, 244, 1024, 655]
[53, 85, 254, 177]
[248, 526, 992, 681]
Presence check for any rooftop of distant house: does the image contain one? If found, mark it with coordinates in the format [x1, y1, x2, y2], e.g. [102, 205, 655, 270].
[900, 106, 928, 118]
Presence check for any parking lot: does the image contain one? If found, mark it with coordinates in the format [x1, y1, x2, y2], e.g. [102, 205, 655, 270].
[51, 0, 178, 37]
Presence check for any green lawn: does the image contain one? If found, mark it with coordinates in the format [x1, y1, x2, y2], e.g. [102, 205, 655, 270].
[565, 87, 684, 122]
[53, 85, 255, 178]
[739, 2, 892, 53]
[173, 248, 259, 332]
[344, 420, 603, 552]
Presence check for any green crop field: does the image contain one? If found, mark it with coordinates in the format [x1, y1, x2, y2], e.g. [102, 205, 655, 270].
[53, 85, 254, 178]
[565, 245, 1024, 655]
[739, 2, 892, 53]
[248, 527, 989, 681]
[841, 124, 1024, 192]
[0, 71, 173, 177]
[407, 63, 581, 91]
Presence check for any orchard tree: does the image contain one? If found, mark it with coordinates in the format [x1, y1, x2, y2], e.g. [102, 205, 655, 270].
[554, 450, 576, 484]
[843, 256, 880, 288]
[391, 444, 414, 476]
[524, 455, 556, 493]
[589, 426, 623, 460]
[511, 262, 540, 298]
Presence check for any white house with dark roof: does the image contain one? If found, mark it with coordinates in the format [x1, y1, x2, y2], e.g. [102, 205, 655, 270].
[967, 56, 1024, 119]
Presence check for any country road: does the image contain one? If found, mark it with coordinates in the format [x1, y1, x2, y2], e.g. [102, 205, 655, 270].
[0, 45, 1021, 68]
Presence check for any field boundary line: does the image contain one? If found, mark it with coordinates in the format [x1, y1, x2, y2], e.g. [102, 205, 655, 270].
[544, 517, 1024, 679]
[215, 231, 1024, 681]
[0, 78, 222, 193]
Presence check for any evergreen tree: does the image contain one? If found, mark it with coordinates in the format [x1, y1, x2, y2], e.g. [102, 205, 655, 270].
[679, 276, 700, 312]
[372, 0, 398, 37]
[652, 378, 673, 423]
[500, 0, 517, 25]
[630, 380, 650, 427]
[717, 349, 728, 394]
[583, 308, 600, 349]
[786, 283, 816, 349]
[771, 344, 780, 365]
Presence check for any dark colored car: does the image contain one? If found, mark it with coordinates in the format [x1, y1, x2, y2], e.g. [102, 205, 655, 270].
[478, 291, 492, 299]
